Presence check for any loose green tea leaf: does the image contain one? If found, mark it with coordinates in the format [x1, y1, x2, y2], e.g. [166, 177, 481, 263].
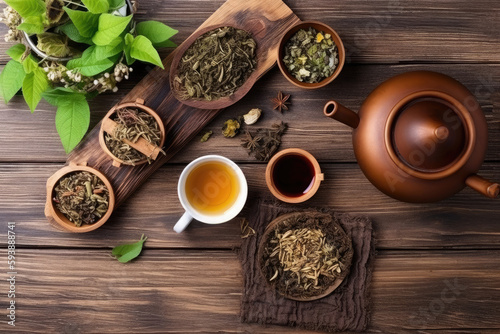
[94, 37, 123, 60]
[66, 46, 115, 77]
[6, 44, 26, 63]
[200, 130, 213, 142]
[136, 21, 178, 47]
[64, 7, 100, 38]
[53, 171, 109, 226]
[17, 15, 45, 35]
[92, 14, 132, 46]
[130, 35, 164, 69]
[58, 23, 94, 45]
[81, 0, 110, 14]
[55, 94, 90, 153]
[4, 0, 45, 18]
[0, 60, 26, 103]
[22, 68, 49, 112]
[36, 32, 72, 58]
[108, 0, 126, 10]
[173, 27, 257, 101]
[112, 234, 148, 263]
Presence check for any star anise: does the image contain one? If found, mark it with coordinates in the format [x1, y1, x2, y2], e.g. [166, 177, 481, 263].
[241, 131, 261, 152]
[271, 91, 291, 112]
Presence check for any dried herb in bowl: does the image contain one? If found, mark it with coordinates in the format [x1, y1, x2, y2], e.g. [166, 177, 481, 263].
[105, 107, 163, 165]
[173, 26, 257, 100]
[282, 28, 339, 83]
[53, 171, 109, 227]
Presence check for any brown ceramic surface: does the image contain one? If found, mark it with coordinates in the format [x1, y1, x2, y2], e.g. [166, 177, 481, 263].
[257, 212, 353, 301]
[265, 148, 324, 203]
[277, 21, 345, 89]
[45, 163, 116, 233]
[324, 71, 499, 203]
[99, 98, 166, 167]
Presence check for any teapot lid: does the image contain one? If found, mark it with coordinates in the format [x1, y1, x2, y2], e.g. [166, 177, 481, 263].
[386, 91, 476, 180]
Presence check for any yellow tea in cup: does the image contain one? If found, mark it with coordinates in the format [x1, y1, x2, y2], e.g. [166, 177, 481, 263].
[185, 161, 240, 215]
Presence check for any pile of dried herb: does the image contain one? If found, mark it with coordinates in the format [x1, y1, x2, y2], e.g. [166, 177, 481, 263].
[173, 26, 257, 100]
[241, 122, 287, 161]
[105, 108, 163, 165]
[260, 212, 353, 299]
[282, 28, 339, 83]
[53, 172, 109, 227]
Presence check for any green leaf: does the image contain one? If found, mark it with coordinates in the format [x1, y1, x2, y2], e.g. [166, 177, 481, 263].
[130, 35, 164, 69]
[112, 235, 147, 263]
[4, 0, 45, 18]
[22, 54, 39, 73]
[92, 14, 132, 46]
[54, 94, 90, 153]
[37, 32, 72, 58]
[6, 44, 27, 63]
[66, 46, 114, 76]
[17, 15, 45, 35]
[123, 33, 135, 65]
[42, 87, 76, 106]
[58, 23, 94, 45]
[64, 8, 100, 38]
[0, 60, 26, 103]
[81, 0, 109, 14]
[108, 0, 126, 10]
[135, 21, 178, 48]
[153, 39, 177, 48]
[94, 37, 123, 60]
[22, 68, 49, 112]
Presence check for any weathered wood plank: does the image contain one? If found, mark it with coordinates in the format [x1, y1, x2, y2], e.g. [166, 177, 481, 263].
[4, 249, 500, 333]
[0, 63, 499, 163]
[2, 0, 500, 64]
[1, 163, 499, 249]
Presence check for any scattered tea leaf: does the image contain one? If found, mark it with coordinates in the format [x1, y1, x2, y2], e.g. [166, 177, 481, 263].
[54, 93, 90, 152]
[17, 15, 45, 35]
[0, 60, 26, 103]
[136, 21, 178, 48]
[6, 44, 27, 63]
[22, 68, 49, 112]
[241, 122, 287, 161]
[200, 130, 213, 142]
[92, 13, 132, 46]
[130, 35, 164, 69]
[37, 32, 72, 58]
[58, 23, 94, 45]
[82, 0, 110, 14]
[112, 234, 148, 263]
[64, 7, 100, 38]
[222, 119, 241, 138]
[4, 0, 45, 18]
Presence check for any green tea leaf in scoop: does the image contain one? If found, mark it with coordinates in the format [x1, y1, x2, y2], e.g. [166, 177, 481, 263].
[4, 0, 45, 18]
[6, 44, 27, 63]
[92, 14, 132, 46]
[58, 23, 94, 45]
[37, 32, 72, 58]
[17, 15, 45, 35]
[64, 7, 100, 38]
[0, 60, 26, 103]
[112, 235, 148, 263]
[54, 93, 90, 153]
[136, 21, 178, 48]
[22, 68, 49, 112]
[81, 0, 109, 14]
[130, 35, 164, 69]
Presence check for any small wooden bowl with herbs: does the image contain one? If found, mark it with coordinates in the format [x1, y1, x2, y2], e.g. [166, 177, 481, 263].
[99, 98, 166, 167]
[258, 211, 353, 301]
[278, 21, 345, 89]
[45, 164, 115, 233]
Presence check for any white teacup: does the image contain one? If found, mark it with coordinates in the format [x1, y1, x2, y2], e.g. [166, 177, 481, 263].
[174, 155, 248, 233]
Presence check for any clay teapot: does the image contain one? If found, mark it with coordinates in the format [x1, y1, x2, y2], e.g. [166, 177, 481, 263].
[324, 71, 499, 203]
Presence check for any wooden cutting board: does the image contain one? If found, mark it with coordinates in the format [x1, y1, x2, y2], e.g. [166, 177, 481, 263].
[62, 0, 301, 207]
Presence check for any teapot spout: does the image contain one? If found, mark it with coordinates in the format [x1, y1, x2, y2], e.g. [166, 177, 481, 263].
[324, 100, 360, 129]
[465, 174, 500, 198]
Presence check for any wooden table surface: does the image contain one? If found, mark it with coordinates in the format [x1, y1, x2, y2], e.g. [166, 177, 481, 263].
[1, 0, 500, 333]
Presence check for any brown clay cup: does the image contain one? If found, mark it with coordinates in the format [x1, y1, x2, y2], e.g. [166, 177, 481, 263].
[277, 20, 345, 89]
[99, 98, 166, 167]
[45, 163, 115, 233]
[265, 148, 324, 203]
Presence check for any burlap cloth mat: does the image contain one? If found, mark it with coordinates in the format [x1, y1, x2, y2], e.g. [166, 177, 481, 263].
[239, 200, 375, 332]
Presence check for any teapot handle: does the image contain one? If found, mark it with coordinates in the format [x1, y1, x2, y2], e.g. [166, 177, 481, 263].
[465, 174, 500, 198]
[324, 100, 360, 129]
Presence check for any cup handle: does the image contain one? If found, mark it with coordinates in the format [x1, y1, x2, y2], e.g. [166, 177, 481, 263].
[174, 212, 193, 233]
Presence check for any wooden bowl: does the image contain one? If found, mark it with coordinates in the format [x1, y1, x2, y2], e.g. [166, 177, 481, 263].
[99, 98, 166, 167]
[45, 164, 115, 233]
[265, 148, 324, 203]
[258, 211, 353, 301]
[277, 21, 345, 89]
[169, 24, 261, 109]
